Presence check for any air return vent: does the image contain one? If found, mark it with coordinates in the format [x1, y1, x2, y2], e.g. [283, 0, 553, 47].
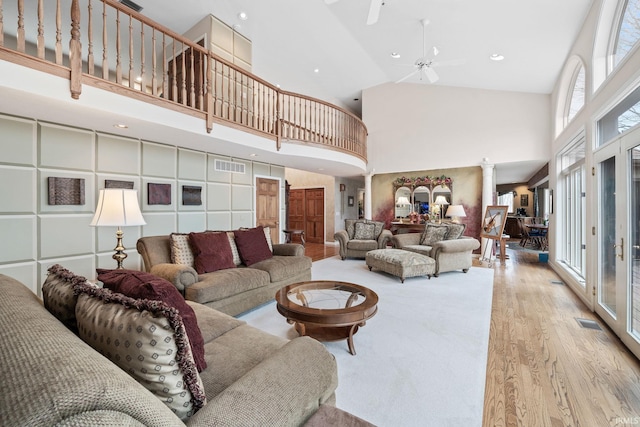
[575, 318, 603, 330]
[119, 0, 143, 13]
[214, 159, 246, 174]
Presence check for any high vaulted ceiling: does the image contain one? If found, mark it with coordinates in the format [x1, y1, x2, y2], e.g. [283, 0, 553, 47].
[135, 0, 594, 115]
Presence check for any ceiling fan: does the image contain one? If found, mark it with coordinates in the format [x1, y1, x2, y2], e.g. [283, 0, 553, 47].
[396, 19, 440, 84]
[324, 0, 383, 25]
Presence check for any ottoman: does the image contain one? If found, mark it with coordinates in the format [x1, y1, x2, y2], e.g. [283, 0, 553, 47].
[365, 248, 436, 283]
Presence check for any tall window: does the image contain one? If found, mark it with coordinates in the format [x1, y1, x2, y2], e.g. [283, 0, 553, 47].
[559, 135, 586, 282]
[597, 84, 640, 146]
[613, 0, 640, 68]
[567, 65, 585, 123]
[497, 192, 514, 213]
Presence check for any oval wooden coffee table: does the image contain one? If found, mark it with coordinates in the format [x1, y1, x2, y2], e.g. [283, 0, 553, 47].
[276, 280, 378, 355]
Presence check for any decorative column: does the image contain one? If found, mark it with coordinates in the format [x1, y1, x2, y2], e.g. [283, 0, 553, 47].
[364, 169, 374, 220]
[481, 158, 495, 258]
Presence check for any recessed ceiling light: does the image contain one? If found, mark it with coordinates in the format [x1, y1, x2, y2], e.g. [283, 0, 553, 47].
[390, 52, 401, 59]
[135, 76, 142, 82]
[238, 12, 248, 20]
[249, 153, 257, 157]
[490, 53, 505, 61]
[232, 24, 241, 31]
[114, 123, 128, 129]
[314, 68, 320, 73]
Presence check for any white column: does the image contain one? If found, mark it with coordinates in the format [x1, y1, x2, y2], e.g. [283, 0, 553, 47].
[481, 158, 495, 259]
[364, 170, 374, 220]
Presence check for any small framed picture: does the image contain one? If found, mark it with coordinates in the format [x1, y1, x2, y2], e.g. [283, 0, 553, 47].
[348, 196, 355, 207]
[520, 194, 529, 206]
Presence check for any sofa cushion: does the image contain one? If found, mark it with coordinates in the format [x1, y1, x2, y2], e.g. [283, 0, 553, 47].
[170, 233, 195, 268]
[97, 268, 207, 373]
[445, 223, 466, 240]
[347, 240, 379, 251]
[402, 245, 433, 257]
[354, 222, 375, 240]
[233, 226, 273, 266]
[41, 264, 94, 333]
[250, 255, 313, 282]
[188, 231, 236, 274]
[74, 284, 206, 421]
[420, 224, 449, 245]
[185, 267, 271, 304]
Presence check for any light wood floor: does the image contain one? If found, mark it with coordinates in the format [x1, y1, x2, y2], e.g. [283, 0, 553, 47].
[304, 242, 640, 426]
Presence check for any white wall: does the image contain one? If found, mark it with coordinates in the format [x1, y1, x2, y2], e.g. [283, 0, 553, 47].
[363, 82, 552, 174]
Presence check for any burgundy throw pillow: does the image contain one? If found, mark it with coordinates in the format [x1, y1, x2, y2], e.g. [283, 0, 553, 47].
[188, 231, 236, 274]
[96, 269, 207, 372]
[233, 226, 273, 266]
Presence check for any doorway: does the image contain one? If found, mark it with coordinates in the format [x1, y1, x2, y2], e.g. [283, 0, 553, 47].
[288, 188, 325, 244]
[593, 125, 640, 358]
[256, 177, 280, 244]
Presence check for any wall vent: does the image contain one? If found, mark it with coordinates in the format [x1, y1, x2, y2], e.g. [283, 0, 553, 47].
[214, 159, 246, 174]
[119, 0, 143, 13]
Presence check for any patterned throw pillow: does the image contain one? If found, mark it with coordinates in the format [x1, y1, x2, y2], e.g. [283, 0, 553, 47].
[445, 223, 466, 240]
[170, 233, 195, 268]
[225, 232, 242, 265]
[345, 219, 358, 239]
[74, 284, 206, 421]
[263, 226, 274, 252]
[420, 224, 449, 245]
[42, 264, 95, 332]
[354, 222, 375, 240]
[97, 268, 207, 373]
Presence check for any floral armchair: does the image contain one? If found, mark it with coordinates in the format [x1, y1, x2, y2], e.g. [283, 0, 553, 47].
[334, 219, 392, 260]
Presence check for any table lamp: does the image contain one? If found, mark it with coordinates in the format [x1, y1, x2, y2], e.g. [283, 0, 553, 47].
[434, 195, 449, 223]
[90, 189, 146, 269]
[446, 204, 466, 223]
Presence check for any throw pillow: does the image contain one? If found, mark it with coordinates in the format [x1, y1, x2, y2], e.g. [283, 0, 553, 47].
[188, 231, 236, 274]
[345, 219, 358, 239]
[74, 284, 206, 421]
[445, 223, 466, 240]
[354, 222, 376, 240]
[233, 226, 273, 266]
[170, 233, 195, 268]
[420, 224, 449, 245]
[226, 231, 242, 265]
[96, 269, 207, 373]
[42, 264, 95, 333]
[263, 226, 274, 252]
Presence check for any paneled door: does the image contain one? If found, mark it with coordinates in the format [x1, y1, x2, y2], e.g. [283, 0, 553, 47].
[594, 125, 640, 359]
[256, 178, 280, 244]
[287, 188, 325, 244]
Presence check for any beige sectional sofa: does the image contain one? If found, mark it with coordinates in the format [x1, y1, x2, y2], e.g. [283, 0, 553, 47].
[0, 269, 337, 426]
[137, 228, 311, 316]
[391, 222, 480, 276]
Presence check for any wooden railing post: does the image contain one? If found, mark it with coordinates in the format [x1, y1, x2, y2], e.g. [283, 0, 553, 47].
[69, 0, 82, 99]
[206, 54, 213, 133]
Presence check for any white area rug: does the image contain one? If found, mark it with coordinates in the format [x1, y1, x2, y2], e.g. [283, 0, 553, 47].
[238, 256, 494, 427]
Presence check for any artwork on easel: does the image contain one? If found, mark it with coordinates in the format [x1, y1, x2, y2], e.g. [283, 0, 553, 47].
[480, 205, 508, 239]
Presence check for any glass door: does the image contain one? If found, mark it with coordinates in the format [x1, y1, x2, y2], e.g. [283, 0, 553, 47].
[594, 126, 640, 357]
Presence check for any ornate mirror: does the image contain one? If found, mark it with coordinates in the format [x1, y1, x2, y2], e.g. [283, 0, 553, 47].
[412, 186, 430, 215]
[394, 187, 411, 218]
[432, 184, 452, 218]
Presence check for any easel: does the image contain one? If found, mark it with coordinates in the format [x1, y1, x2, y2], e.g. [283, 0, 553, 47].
[479, 206, 509, 267]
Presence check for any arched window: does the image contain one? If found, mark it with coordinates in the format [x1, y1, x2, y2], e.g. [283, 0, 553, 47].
[613, 0, 640, 68]
[567, 65, 585, 123]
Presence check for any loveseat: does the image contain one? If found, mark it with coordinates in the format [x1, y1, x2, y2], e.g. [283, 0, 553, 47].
[334, 219, 393, 260]
[0, 268, 338, 426]
[391, 222, 480, 276]
[137, 227, 311, 316]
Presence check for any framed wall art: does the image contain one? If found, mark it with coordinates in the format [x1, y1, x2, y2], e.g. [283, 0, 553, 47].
[182, 185, 202, 205]
[48, 177, 85, 205]
[520, 194, 529, 207]
[105, 179, 134, 189]
[148, 183, 171, 205]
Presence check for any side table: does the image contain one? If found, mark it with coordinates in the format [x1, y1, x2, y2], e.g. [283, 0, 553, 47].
[283, 229, 305, 246]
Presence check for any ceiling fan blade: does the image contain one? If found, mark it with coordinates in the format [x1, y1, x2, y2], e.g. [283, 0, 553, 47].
[367, 0, 382, 25]
[324, 0, 339, 4]
[432, 58, 466, 67]
[424, 67, 439, 83]
[396, 69, 420, 84]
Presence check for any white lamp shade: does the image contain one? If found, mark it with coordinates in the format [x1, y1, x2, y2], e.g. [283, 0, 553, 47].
[90, 189, 146, 227]
[446, 205, 466, 218]
[434, 196, 449, 205]
[396, 196, 411, 205]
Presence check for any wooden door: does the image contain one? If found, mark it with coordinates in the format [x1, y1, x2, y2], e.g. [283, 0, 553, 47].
[256, 178, 280, 244]
[305, 189, 325, 244]
[286, 188, 325, 244]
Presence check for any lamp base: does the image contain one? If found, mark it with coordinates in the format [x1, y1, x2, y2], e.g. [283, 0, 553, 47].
[113, 227, 127, 269]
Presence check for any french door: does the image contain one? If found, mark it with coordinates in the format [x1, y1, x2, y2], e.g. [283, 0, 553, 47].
[594, 126, 640, 358]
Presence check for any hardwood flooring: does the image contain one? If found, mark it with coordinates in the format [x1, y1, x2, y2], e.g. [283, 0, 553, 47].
[305, 242, 640, 426]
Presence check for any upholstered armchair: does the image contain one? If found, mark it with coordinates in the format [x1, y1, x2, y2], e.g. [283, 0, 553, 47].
[334, 219, 392, 260]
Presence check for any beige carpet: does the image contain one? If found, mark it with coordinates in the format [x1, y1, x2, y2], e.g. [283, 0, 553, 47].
[239, 256, 494, 427]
